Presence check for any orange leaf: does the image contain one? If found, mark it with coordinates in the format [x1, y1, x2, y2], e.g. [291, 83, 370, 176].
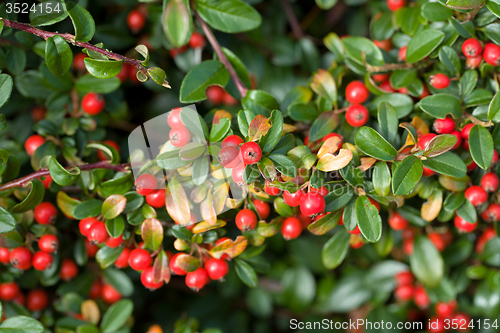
[248, 114, 271, 141]
[209, 235, 248, 259]
[213, 110, 232, 125]
[316, 149, 353, 172]
[358, 157, 377, 172]
[317, 136, 342, 158]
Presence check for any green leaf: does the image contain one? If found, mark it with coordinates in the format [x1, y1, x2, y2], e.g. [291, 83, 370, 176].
[30, 1, 68, 26]
[267, 154, 297, 178]
[446, 0, 484, 9]
[438, 46, 461, 75]
[0, 206, 16, 234]
[242, 90, 279, 117]
[422, 152, 467, 178]
[461, 70, 477, 97]
[209, 118, 231, 142]
[45, 36, 72, 77]
[355, 195, 382, 242]
[371, 93, 414, 119]
[12, 180, 45, 214]
[0, 316, 44, 333]
[101, 195, 127, 220]
[147, 67, 170, 88]
[75, 75, 120, 95]
[406, 29, 445, 63]
[373, 162, 391, 196]
[100, 300, 133, 333]
[105, 217, 125, 238]
[469, 125, 494, 169]
[354, 127, 398, 161]
[481, 238, 500, 266]
[235, 258, 258, 288]
[423, 134, 458, 157]
[463, 89, 493, 107]
[322, 229, 350, 269]
[0, 74, 13, 108]
[309, 111, 339, 142]
[102, 268, 133, 297]
[324, 186, 354, 212]
[87, 143, 120, 164]
[420, 94, 463, 119]
[310, 69, 337, 104]
[488, 90, 500, 122]
[237, 109, 255, 138]
[456, 198, 477, 223]
[73, 200, 102, 220]
[179, 60, 230, 103]
[96, 246, 123, 269]
[288, 103, 320, 122]
[410, 235, 444, 287]
[486, 0, 500, 19]
[342, 36, 384, 66]
[422, 2, 454, 21]
[389, 69, 417, 90]
[66, 2, 95, 42]
[83, 58, 122, 79]
[196, 0, 262, 33]
[392, 156, 423, 195]
[48, 156, 80, 186]
[377, 102, 398, 143]
[307, 210, 341, 235]
[162, 0, 192, 47]
[260, 110, 284, 154]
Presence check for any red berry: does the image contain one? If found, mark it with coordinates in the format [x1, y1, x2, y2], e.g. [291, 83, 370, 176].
[253, 199, 270, 219]
[394, 271, 413, 286]
[387, 0, 405, 11]
[465, 185, 488, 207]
[264, 180, 281, 196]
[235, 209, 258, 231]
[129, 248, 152, 271]
[97, 140, 120, 161]
[222, 92, 238, 105]
[206, 86, 225, 105]
[167, 107, 183, 128]
[493, 150, 499, 165]
[413, 285, 430, 309]
[300, 192, 326, 216]
[189, 32, 205, 49]
[88, 221, 109, 245]
[403, 238, 414, 255]
[31, 106, 46, 122]
[283, 190, 304, 207]
[0, 247, 9, 264]
[127, 9, 146, 33]
[60, 259, 78, 281]
[218, 145, 241, 168]
[32, 251, 53, 271]
[205, 258, 229, 280]
[454, 215, 477, 233]
[429, 73, 450, 89]
[420, 84, 431, 99]
[240, 142, 262, 165]
[427, 316, 446, 333]
[310, 186, 328, 197]
[379, 80, 395, 92]
[453, 313, 471, 331]
[145, 189, 166, 208]
[39, 175, 52, 189]
[231, 163, 245, 185]
[135, 174, 158, 196]
[105, 235, 123, 248]
[102, 284, 122, 304]
[170, 253, 187, 276]
[73, 53, 87, 71]
[169, 127, 191, 147]
[467, 159, 477, 172]
[185, 267, 210, 291]
[476, 228, 496, 253]
[418, 133, 437, 151]
[369, 197, 381, 211]
[433, 117, 455, 134]
[398, 46, 407, 62]
[25, 134, 45, 156]
[372, 73, 390, 82]
[461, 124, 474, 140]
[89, 279, 102, 299]
[450, 130, 462, 149]
[481, 172, 499, 192]
[466, 55, 482, 69]
[79, 217, 99, 237]
[81, 93, 105, 115]
[345, 81, 369, 104]
[388, 211, 408, 230]
[222, 135, 244, 148]
[481, 203, 500, 222]
[484, 43, 500, 66]
[428, 232, 445, 252]
[115, 248, 130, 269]
[374, 39, 392, 52]
[85, 239, 98, 258]
[345, 104, 369, 127]
[348, 225, 362, 235]
[26, 289, 49, 312]
[34, 202, 57, 225]
[0, 282, 20, 301]
[10, 247, 32, 270]
[435, 300, 457, 318]
[116, 63, 130, 82]
[394, 284, 414, 301]
[141, 266, 164, 290]
[462, 38, 482, 58]
[281, 217, 302, 240]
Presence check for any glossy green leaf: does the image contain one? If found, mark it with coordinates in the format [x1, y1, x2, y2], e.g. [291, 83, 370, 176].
[12, 180, 45, 213]
[141, 218, 164, 250]
[438, 46, 461, 75]
[237, 109, 255, 138]
[423, 134, 457, 157]
[309, 111, 339, 142]
[105, 216, 125, 238]
[420, 94, 463, 119]
[30, 1, 68, 26]
[322, 229, 350, 269]
[75, 75, 121, 95]
[422, 152, 467, 178]
[96, 246, 123, 269]
[162, 0, 192, 47]
[371, 93, 414, 119]
[83, 58, 122, 79]
[308, 210, 341, 235]
[422, 2, 454, 21]
[355, 195, 382, 242]
[389, 69, 417, 89]
[406, 29, 445, 63]
[67, 2, 95, 42]
[469, 125, 494, 169]
[392, 156, 423, 195]
[73, 200, 102, 220]
[0, 206, 16, 234]
[456, 198, 477, 223]
[315, 0, 338, 9]
[267, 154, 297, 178]
[446, 0, 484, 9]
[180, 60, 230, 103]
[260, 110, 284, 154]
[342, 37, 384, 66]
[235, 258, 258, 288]
[49, 156, 81, 186]
[410, 235, 444, 287]
[354, 127, 398, 161]
[196, 0, 262, 33]
[377, 102, 398, 143]
[45, 36, 72, 77]
[310, 69, 337, 104]
[242, 90, 279, 117]
[100, 300, 133, 333]
[0, 316, 44, 333]
[101, 195, 127, 220]
[103, 268, 133, 297]
[0, 74, 13, 109]
[373, 162, 391, 196]
[488, 90, 500, 122]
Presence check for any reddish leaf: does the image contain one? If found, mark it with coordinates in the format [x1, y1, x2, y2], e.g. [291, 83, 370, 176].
[175, 253, 200, 272]
[153, 250, 171, 284]
[212, 110, 232, 125]
[248, 114, 271, 141]
[101, 194, 127, 220]
[141, 218, 164, 250]
[209, 236, 248, 259]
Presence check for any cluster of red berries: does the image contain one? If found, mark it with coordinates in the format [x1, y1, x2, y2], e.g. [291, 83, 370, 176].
[206, 85, 239, 106]
[218, 134, 263, 185]
[168, 108, 192, 148]
[134, 173, 169, 209]
[0, 281, 49, 312]
[461, 37, 500, 68]
[344, 81, 370, 127]
[170, 32, 207, 57]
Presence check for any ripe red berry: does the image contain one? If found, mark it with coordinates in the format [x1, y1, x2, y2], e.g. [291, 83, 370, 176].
[129, 248, 152, 271]
[481, 172, 499, 192]
[348, 225, 362, 235]
[264, 180, 281, 196]
[369, 197, 381, 212]
[435, 300, 457, 318]
[145, 189, 166, 208]
[481, 203, 500, 222]
[374, 39, 392, 52]
[493, 150, 499, 165]
[379, 80, 395, 92]
[102, 284, 122, 304]
[25, 134, 45, 156]
[283, 190, 304, 207]
[372, 73, 390, 82]
[39, 174, 53, 189]
[450, 130, 462, 149]
[170, 253, 187, 276]
[60, 259, 78, 281]
[89, 279, 102, 299]
[218, 145, 241, 168]
[240, 142, 262, 165]
[388, 211, 408, 230]
[429, 73, 450, 89]
[222, 135, 244, 148]
[310, 186, 329, 197]
[398, 46, 407, 62]
[428, 232, 445, 252]
[127, 9, 146, 33]
[394, 271, 413, 286]
[300, 192, 326, 217]
[26, 289, 49, 312]
[394, 284, 414, 301]
[433, 117, 455, 134]
[427, 315, 446, 333]
[0, 282, 20, 301]
[461, 124, 474, 140]
[281, 217, 302, 240]
[453, 313, 471, 331]
[34, 202, 57, 225]
[345, 104, 369, 127]
[115, 248, 130, 269]
[135, 174, 158, 196]
[253, 199, 270, 219]
[465, 185, 488, 207]
[322, 133, 344, 146]
[79, 217, 99, 237]
[141, 266, 164, 290]
[235, 209, 258, 231]
[31, 106, 46, 122]
[206, 86, 225, 105]
[403, 237, 414, 255]
[189, 32, 206, 49]
[97, 140, 120, 161]
[462, 38, 482, 58]
[484, 43, 500, 66]
[167, 107, 183, 129]
[231, 163, 245, 184]
[413, 285, 430, 309]
[387, 0, 405, 11]
[454, 215, 477, 233]
[418, 133, 437, 151]
[169, 127, 191, 147]
[205, 258, 229, 280]
[81, 93, 105, 115]
[32, 251, 53, 271]
[88, 221, 109, 245]
[73, 53, 87, 71]
[476, 228, 496, 253]
[222, 92, 238, 105]
[345, 81, 369, 104]
[466, 55, 483, 69]
[0, 247, 9, 264]
[185, 267, 210, 291]
[85, 239, 98, 258]
[105, 235, 123, 248]
[10, 247, 32, 270]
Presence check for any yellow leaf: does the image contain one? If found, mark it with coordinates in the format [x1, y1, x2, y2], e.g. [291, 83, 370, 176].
[317, 136, 342, 158]
[421, 190, 443, 222]
[165, 177, 191, 225]
[212, 110, 232, 125]
[81, 300, 100, 325]
[192, 220, 227, 233]
[209, 235, 248, 259]
[316, 149, 353, 172]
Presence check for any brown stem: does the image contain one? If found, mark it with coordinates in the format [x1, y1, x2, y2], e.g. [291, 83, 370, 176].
[0, 19, 170, 88]
[365, 58, 434, 73]
[280, 0, 304, 39]
[195, 12, 248, 98]
[0, 161, 131, 192]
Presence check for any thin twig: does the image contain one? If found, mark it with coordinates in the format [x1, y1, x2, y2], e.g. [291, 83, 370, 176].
[194, 12, 248, 98]
[280, 0, 304, 39]
[0, 161, 131, 192]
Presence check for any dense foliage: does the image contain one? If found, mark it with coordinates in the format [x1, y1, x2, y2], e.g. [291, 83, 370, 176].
[3, 0, 500, 332]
